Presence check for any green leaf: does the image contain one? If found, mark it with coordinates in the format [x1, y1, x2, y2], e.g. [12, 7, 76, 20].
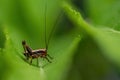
[63, 2, 120, 68]
[0, 0, 82, 80]
[0, 29, 81, 80]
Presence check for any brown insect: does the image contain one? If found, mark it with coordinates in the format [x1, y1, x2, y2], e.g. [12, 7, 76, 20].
[22, 40, 52, 65]
[22, 1, 62, 66]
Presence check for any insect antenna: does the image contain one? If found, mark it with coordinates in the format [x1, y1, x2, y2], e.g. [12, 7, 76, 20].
[44, 0, 47, 51]
[44, 0, 63, 51]
[46, 11, 63, 50]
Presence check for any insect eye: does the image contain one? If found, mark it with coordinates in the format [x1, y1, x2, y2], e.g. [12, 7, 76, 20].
[22, 40, 26, 45]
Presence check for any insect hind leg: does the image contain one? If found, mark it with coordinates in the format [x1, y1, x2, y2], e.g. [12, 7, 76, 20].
[47, 54, 53, 59]
[44, 56, 52, 63]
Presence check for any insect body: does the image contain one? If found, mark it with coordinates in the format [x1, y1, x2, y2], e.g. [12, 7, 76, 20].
[22, 40, 53, 65]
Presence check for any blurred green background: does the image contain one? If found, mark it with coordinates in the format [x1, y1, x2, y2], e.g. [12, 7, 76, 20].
[0, 0, 120, 80]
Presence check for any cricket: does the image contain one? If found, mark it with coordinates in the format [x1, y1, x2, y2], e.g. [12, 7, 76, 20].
[22, 40, 53, 65]
[22, 0, 62, 66]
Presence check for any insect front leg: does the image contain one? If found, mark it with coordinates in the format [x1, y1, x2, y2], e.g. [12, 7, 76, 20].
[30, 57, 33, 65]
[24, 53, 29, 60]
[26, 55, 29, 61]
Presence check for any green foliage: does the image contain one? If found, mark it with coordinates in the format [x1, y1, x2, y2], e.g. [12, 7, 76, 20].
[0, 0, 120, 80]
